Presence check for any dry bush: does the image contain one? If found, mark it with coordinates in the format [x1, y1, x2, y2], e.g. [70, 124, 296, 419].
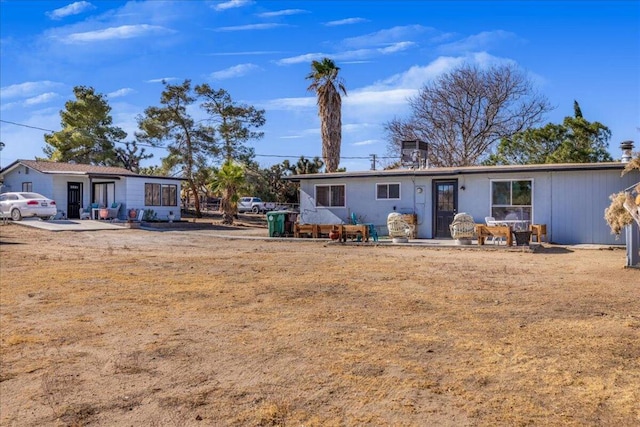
[604, 192, 634, 237]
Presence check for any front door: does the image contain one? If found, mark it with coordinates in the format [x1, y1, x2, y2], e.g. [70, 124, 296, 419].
[433, 180, 458, 238]
[67, 182, 82, 219]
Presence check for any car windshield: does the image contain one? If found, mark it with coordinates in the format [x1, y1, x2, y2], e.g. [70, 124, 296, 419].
[21, 193, 46, 199]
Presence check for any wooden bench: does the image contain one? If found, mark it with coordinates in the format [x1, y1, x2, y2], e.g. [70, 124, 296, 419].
[529, 224, 547, 243]
[475, 224, 513, 246]
[316, 224, 336, 238]
[334, 224, 370, 242]
[294, 223, 318, 238]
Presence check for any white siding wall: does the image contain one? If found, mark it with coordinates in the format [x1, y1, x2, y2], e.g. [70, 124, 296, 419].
[298, 168, 638, 244]
[1, 167, 181, 221]
[127, 177, 181, 221]
[549, 170, 635, 245]
[2, 167, 52, 196]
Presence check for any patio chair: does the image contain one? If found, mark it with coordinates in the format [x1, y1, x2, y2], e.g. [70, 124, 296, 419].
[105, 202, 121, 220]
[79, 206, 91, 220]
[449, 213, 476, 243]
[387, 212, 411, 243]
[350, 211, 378, 241]
[485, 216, 504, 245]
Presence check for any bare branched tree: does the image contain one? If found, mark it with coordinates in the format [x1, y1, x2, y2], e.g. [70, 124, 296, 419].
[385, 64, 552, 167]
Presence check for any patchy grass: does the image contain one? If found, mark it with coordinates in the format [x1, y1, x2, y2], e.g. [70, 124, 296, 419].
[1, 223, 639, 426]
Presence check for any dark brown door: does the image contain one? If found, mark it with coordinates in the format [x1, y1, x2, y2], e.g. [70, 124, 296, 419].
[433, 180, 458, 238]
[67, 182, 82, 219]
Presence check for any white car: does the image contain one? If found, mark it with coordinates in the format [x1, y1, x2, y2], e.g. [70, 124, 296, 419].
[0, 192, 57, 221]
[237, 197, 268, 214]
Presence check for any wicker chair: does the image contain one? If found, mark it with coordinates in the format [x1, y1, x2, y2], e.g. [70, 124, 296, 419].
[449, 213, 476, 242]
[387, 212, 412, 243]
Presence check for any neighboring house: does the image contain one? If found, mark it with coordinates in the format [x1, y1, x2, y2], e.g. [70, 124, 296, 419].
[0, 160, 182, 221]
[287, 162, 639, 245]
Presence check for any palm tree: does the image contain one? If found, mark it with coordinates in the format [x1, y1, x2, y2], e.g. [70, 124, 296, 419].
[211, 160, 245, 225]
[306, 58, 347, 173]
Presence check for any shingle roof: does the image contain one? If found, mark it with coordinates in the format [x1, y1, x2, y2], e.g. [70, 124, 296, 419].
[17, 160, 137, 176]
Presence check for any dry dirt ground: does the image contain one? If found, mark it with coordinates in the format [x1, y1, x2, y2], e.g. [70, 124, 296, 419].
[1, 218, 639, 426]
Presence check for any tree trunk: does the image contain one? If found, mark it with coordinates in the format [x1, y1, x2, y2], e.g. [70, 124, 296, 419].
[189, 180, 202, 217]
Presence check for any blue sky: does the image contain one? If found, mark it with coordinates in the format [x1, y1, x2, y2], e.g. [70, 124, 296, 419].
[1, 0, 638, 171]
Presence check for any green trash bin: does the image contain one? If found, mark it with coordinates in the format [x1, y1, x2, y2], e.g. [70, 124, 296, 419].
[266, 211, 287, 237]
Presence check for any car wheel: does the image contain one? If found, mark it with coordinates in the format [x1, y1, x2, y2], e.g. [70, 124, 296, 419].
[252, 206, 259, 214]
[11, 208, 22, 221]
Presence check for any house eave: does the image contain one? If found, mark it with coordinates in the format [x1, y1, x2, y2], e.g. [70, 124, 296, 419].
[284, 162, 629, 181]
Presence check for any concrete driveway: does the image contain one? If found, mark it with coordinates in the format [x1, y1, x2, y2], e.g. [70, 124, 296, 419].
[7, 218, 127, 231]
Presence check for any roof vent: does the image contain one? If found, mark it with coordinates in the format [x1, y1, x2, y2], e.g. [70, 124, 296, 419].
[621, 140, 634, 163]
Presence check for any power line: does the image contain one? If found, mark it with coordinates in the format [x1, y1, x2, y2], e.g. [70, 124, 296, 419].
[0, 119, 398, 160]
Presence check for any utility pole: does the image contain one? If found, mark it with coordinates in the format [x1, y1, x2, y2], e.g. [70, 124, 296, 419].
[370, 154, 377, 171]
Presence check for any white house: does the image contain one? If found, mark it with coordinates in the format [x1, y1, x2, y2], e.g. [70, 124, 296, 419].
[0, 160, 182, 221]
[288, 162, 639, 245]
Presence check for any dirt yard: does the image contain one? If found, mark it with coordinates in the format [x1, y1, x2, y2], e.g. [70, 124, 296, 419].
[1, 219, 638, 426]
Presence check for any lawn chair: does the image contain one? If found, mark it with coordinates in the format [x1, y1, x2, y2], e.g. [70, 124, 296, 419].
[350, 212, 378, 241]
[449, 213, 476, 244]
[387, 212, 411, 243]
[79, 206, 91, 220]
[485, 216, 504, 245]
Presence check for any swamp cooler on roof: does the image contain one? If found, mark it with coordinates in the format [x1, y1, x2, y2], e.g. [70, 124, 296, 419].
[401, 140, 428, 169]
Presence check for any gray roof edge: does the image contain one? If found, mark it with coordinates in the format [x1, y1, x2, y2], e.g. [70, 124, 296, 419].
[0, 159, 184, 180]
[284, 162, 628, 181]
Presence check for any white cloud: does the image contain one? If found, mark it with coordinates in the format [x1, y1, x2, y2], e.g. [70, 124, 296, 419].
[0, 81, 62, 99]
[0, 102, 19, 112]
[378, 41, 415, 54]
[344, 89, 417, 107]
[275, 41, 416, 65]
[438, 30, 519, 53]
[214, 23, 287, 32]
[209, 63, 259, 80]
[276, 52, 325, 66]
[46, 1, 96, 20]
[264, 97, 316, 110]
[257, 9, 308, 18]
[24, 92, 60, 106]
[324, 18, 368, 27]
[342, 25, 433, 48]
[145, 77, 179, 83]
[212, 0, 253, 12]
[61, 24, 173, 44]
[107, 88, 135, 98]
[352, 139, 378, 146]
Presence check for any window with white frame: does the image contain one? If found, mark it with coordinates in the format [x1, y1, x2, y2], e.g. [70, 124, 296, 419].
[145, 183, 178, 206]
[315, 184, 345, 207]
[491, 179, 532, 221]
[376, 183, 400, 200]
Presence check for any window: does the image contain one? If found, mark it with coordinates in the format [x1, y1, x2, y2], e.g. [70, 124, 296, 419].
[145, 183, 177, 207]
[162, 184, 178, 206]
[491, 180, 532, 220]
[93, 182, 115, 207]
[145, 183, 161, 206]
[22, 182, 33, 192]
[315, 185, 345, 207]
[376, 183, 400, 200]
